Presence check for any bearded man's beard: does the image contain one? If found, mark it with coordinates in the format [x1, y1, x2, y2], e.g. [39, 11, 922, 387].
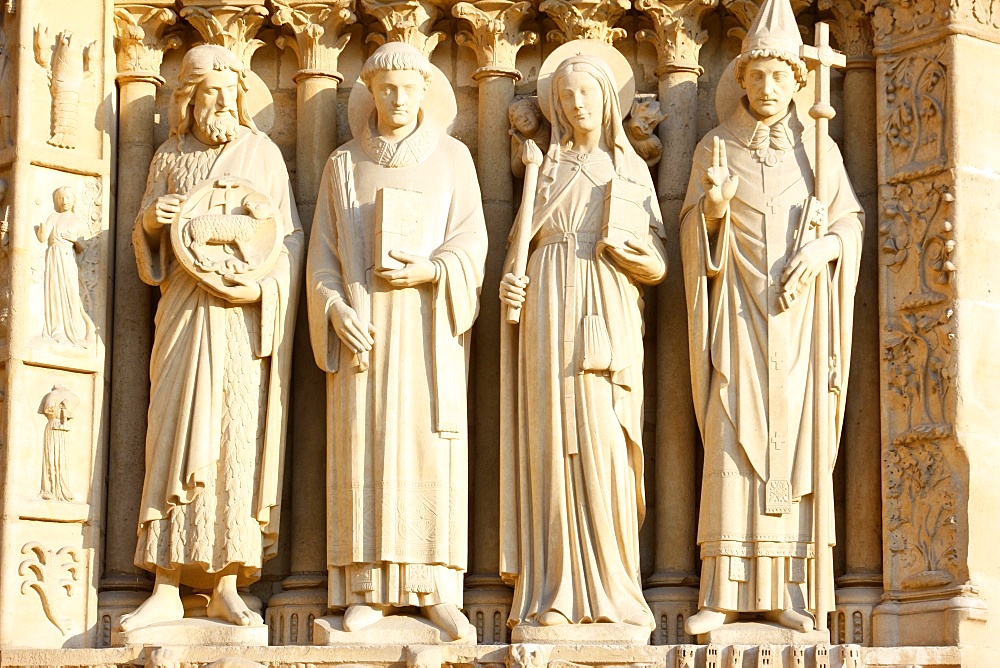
[197, 110, 239, 144]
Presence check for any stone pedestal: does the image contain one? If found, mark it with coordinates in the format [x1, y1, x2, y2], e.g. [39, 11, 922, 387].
[510, 623, 651, 645]
[315, 614, 478, 646]
[699, 621, 831, 646]
[112, 618, 269, 648]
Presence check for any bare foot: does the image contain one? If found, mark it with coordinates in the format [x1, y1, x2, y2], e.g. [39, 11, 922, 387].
[342, 603, 386, 632]
[765, 608, 814, 632]
[684, 608, 732, 636]
[206, 575, 262, 626]
[119, 587, 184, 632]
[537, 610, 570, 626]
[423, 603, 474, 640]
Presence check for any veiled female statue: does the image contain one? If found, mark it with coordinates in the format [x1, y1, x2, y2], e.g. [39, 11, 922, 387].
[498, 42, 667, 641]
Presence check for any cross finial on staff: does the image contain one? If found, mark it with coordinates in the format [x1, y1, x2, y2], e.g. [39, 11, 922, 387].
[799, 22, 846, 205]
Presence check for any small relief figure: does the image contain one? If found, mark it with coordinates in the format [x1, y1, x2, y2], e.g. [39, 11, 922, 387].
[499, 42, 668, 640]
[33, 25, 95, 149]
[625, 98, 666, 167]
[35, 186, 91, 348]
[0, 29, 12, 149]
[38, 385, 79, 502]
[509, 96, 551, 179]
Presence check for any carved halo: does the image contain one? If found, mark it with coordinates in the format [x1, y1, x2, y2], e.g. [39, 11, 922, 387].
[715, 57, 816, 128]
[347, 60, 458, 139]
[536, 39, 636, 123]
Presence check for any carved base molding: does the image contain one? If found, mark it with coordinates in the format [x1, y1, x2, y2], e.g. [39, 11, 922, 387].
[644, 585, 699, 645]
[0, 642, 965, 668]
[872, 589, 988, 648]
[832, 585, 882, 646]
[264, 584, 327, 646]
[463, 585, 513, 644]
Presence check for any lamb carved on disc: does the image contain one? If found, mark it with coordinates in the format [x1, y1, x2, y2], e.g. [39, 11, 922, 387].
[183, 192, 274, 275]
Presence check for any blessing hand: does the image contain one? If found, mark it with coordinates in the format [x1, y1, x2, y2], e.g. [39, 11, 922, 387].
[702, 136, 738, 219]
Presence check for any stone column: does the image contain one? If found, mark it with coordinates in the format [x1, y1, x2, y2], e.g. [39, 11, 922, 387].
[822, 0, 883, 647]
[868, 0, 999, 661]
[266, 0, 355, 645]
[452, 0, 536, 644]
[634, 0, 716, 645]
[98, 1, 180, 646]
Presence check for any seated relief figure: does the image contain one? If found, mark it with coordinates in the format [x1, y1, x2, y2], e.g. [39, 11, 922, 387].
[121, 44, 302, 632]
[499, 42, 667, 640]
[307, 43, 487, 641]
[679, 0, 863, 636]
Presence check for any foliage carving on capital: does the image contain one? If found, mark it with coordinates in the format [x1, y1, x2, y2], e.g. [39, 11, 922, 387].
[361, 0, 446, 58]
[538, 0, 630, 44]
[180, 3, 269, 66]
[634, 0, 717, 77]
[272, 0, 357, 78]
[113, 4, 183, 82]
[722, 0, 809, 40]
[818, 0, 873, 62]
[862, 0, 946, 45]
[453, 0, 539, 81]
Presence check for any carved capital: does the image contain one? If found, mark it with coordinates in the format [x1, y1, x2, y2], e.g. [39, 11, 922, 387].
[863, 0, 947, 48]
[453, 0, 538, 81]
[818, 0, 874, 64]
[538, 0, 630, 44]
[179, 1, 269, 66]
[113, 3, 182, 84]
[722, 0, 809, 40]
[273, 0, 356, 81]
[635, 0, 717, 77]
[360, 0, 445, 58]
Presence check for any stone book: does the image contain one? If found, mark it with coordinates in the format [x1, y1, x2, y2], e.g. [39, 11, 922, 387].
[602, 178, 648, 249]
[375, 186, 429, 272]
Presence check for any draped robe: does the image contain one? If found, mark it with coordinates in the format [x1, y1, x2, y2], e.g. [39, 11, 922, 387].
[307, 118, 487, 609]
[500, 143, 667, 628]
[680, 100, 863, 615]
[132, 126, 302, 589]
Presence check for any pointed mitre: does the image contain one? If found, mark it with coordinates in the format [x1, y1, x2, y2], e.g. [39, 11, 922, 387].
[741, 0, 802, 58]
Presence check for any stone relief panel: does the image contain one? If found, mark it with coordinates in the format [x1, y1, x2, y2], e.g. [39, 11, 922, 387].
[880, 45, 947, 183]
[26, 171, 105, 366]
[877, 40, 964, 594]
[32, 26, 96, 150]
[38, 384, 80, 502]
[6, 519, 94, 647]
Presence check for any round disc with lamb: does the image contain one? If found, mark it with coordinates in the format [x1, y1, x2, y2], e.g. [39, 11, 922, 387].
[171, 176, 283, 293]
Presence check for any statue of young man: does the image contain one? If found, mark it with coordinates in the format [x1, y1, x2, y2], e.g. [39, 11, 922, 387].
[680, 0, 863, 636]
[307, 42, 487, 641]
[121, 44, 302, 632]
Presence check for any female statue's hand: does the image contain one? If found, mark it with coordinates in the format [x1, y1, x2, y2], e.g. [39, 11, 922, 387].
[605, 239, 661, 279]
[500, 272, 529, 309]
[328, 299, 375, 355]
[522, 139, 544, 168]
[702, 136, 738, 219]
